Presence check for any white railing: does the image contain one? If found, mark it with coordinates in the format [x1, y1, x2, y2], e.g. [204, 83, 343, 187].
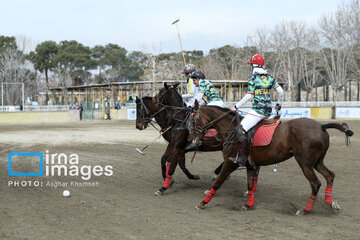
[0, 105, 68, 112]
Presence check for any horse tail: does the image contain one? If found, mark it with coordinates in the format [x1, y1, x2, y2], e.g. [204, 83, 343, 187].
[321, 123, 354, 145]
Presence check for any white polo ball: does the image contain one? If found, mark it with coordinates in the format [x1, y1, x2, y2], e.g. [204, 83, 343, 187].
[63, 190, 70, 197]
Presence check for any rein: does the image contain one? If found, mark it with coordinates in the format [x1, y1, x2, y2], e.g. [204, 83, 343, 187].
[195, 109, 235, 134]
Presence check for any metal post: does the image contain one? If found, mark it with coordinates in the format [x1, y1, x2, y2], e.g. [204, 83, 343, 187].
[22, 83, 24, 110]
[1, 82, 3, 110]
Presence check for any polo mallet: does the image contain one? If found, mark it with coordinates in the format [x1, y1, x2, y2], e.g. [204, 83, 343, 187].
[136, 126, 172, 155]
[172, 18, 186, 66]
[273, 107, 280, 173]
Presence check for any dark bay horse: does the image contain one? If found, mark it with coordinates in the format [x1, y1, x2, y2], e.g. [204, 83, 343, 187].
[190, 101, 353, 214]
[135, 84, 224, 195]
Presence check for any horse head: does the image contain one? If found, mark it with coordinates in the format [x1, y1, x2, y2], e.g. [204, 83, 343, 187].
[153, 82, 184, 108]
[135, 96, 151, 130]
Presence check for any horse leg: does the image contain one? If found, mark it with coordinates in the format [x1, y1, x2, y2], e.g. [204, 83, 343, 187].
[178, 154, 200, 180]
[155, 148, 182, 196]
[244, 166, 260, 197]
[196, 159, 239, 210]
[296, 166, 322, 215]
[315, 160, 340, 210]
[214, 162, 224, 175]
[161, 155, 167, 180]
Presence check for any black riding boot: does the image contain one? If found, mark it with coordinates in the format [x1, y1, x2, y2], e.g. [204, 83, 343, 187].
[228, 125, 249, 167]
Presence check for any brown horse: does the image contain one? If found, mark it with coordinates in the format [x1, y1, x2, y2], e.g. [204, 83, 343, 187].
[135, 85, 225, 194]
[190, 101, 353, 214]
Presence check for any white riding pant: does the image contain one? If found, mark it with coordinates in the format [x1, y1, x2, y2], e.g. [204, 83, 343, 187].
[240, 109, 265, 132]
[208, 100, 226, 108]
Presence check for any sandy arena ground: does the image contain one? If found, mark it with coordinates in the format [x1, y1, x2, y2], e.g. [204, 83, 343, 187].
[0, 120, 360, 240]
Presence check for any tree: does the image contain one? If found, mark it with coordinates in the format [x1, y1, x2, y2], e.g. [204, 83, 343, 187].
[0, 47, 33, 105]
[91, 45, 106, 77]
[0, 36, 17, 51]
[53, 40, 96, 86]
[29, 41, 58, 104]
[102, 43, 128, 82]
[319, 3, 354, 101]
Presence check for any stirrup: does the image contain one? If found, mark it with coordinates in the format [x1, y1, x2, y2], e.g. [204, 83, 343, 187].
[228, 155, 247, 167]
[185, 143, 201, 150]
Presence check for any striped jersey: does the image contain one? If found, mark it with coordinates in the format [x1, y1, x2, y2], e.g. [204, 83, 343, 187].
[247, 73, 280, 116]
[198, 79, 223, 104]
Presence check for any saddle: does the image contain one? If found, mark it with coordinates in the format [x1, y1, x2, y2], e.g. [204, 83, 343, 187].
[247, 115, 281, 147]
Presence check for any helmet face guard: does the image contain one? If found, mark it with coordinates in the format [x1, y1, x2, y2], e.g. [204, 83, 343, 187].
[248, 54, 265, 66]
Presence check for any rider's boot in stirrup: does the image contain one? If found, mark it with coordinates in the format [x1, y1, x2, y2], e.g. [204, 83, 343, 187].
[228, 126, 249, 167]
[185, 136, 202, 150]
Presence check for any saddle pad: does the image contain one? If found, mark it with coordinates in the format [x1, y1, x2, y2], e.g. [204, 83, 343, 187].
[204, 128, 217, 137]
[252, 120, 280, 147]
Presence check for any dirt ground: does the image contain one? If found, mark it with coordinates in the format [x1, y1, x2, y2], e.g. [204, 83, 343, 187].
[0, 120, 359, 240]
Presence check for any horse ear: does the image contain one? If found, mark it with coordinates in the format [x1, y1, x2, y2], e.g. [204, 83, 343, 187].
[173, 81, 180, 89]
[164, 82, 169, 89]
[194, 100, 199, 111]
[135, 97, 140, 103]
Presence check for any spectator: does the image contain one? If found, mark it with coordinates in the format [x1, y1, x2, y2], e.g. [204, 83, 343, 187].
[79, 104, 83, 120]
[105, 102, 111, 120]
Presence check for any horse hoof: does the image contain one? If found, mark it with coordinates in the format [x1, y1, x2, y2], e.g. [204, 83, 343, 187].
[243, 191, 248, 197]
[154, 190, 164, 196]
[193, 175, 200, 180]
[295, 209, 309, 216]
[330, 201, 341, 210]
[241, 204, 253, 211]
[195, 203, 206, 210]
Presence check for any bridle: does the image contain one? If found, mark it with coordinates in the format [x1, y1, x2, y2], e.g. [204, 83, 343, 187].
[137, 97, 168, 132]
[155, 86, 192, 131]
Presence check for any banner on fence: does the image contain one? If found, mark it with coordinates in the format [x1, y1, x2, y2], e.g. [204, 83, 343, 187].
[237, 108, 311, 119]
[127, 109, 136, 120]
[336, 108, 360, 119]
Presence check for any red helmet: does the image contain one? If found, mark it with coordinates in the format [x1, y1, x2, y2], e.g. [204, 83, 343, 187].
[248, 54, 265, 66]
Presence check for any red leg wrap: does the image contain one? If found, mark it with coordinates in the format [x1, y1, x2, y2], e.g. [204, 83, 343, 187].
[163, 176, 172, 188]
[203, 188, 216, 203]
[304, 195, 316, 212]
[247, 190, 255, 208]
[325, 186, 333, 205]
[253, 177, 258, 192]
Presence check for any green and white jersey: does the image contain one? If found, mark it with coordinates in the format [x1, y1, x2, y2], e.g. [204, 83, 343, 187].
[247, 73, 280, 116]
[198, 79, 223, 104]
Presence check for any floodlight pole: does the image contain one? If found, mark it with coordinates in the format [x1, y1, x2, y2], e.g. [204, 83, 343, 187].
[172, 19, 186, 66]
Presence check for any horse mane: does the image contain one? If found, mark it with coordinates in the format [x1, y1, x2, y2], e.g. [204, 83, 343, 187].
[142, 96, 153, 101]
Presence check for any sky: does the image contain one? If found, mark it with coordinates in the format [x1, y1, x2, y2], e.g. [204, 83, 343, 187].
[0, 0, 345, 54]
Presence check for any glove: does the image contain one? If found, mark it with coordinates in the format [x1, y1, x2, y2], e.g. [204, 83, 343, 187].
[275, 103, 281, 112]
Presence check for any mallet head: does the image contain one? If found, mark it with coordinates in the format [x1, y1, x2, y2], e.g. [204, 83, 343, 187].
[172, 19, 180, 25]
[136, 148, 145, 155]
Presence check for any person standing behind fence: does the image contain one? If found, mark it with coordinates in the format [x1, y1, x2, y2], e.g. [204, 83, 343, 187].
[79, 104, 83, 120]
[105, 102, 111, 120]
